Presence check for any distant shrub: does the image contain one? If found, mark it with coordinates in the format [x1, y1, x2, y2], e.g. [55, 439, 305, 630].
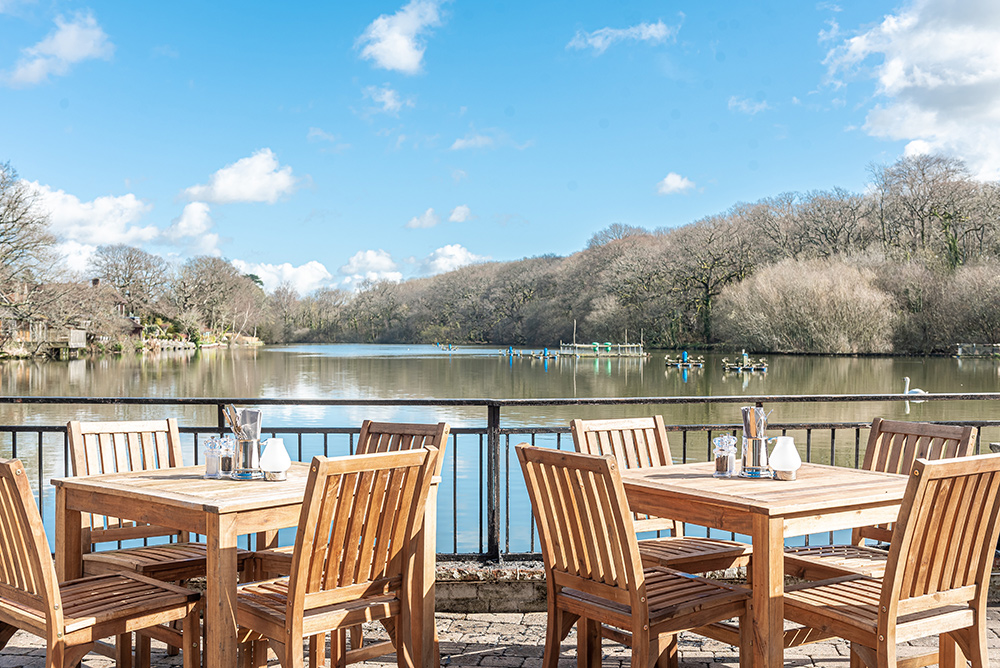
[938, 262, 1000, 345]
[714, 258, 896, 353]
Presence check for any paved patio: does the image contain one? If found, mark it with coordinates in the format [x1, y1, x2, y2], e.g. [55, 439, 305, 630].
[3, 608, 1000, 667]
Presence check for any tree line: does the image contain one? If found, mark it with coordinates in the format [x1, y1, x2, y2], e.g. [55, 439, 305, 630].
[3, 154, 1000, 356]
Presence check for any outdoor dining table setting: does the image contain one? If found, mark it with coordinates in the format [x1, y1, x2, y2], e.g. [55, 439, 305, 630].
[3, 406, 998, 668]
[43, 414, 450, 668]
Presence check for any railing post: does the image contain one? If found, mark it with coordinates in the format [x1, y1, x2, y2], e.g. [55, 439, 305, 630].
[486, 402, 501, 561]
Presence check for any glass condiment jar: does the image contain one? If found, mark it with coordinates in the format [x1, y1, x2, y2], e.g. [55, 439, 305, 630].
[204, 437, 221, 479]
[219, 436, 235, 477]
[712, 435, 738, 478]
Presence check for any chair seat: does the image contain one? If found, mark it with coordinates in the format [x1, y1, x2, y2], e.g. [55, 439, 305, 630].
[560, 567, 750, 633]
[252, 545, 295, 576]
[84, 541, 253, 581]
[784, 575, 974, 645]
[784, 544, 889, 579]
[1, 572, 199, 642]
[639, 536, 752, 571]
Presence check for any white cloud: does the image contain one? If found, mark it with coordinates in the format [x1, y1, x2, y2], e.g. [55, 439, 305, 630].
[450, 133, 494, 150]
[29, 181, 159, 247]
[231, 259, 334, 295]
[307, 127, 337, 142]
[339, 249, 403, 287]
[405, 207, 440, 229]
[363, 84, 413, 114]
[420, 244, 487, 275]
[452, 169, 468, 182]
[4, 11, 114, 87]
[356, 0, 444, 74]
[184, 149, 298, 204]
[567, 19, 680, 55]
[825, 0, 1000, 179]
[449, 205, 471, 222]
[656, 172, 696, 195]
[728, 96, 771, 115]
[164, 202, 220, 256]
[57, 240, 97, 273]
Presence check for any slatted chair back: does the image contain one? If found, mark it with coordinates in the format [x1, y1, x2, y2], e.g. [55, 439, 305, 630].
[570, 416, 677, 535]
[284, 448, 438, 631]
[880, 454, 1000, 626]
[67, 419, 186, 546]
[516, 446, 646, 619]
[0, 458, 63, 634]
[857, 418, 976, 544]
[357, 420, 449, 477]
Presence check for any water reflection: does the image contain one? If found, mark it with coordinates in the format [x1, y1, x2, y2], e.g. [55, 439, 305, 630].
[2, 345, 998, 429]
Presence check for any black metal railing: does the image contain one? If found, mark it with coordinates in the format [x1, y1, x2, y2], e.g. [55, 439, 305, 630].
[2, 393, 999, 561]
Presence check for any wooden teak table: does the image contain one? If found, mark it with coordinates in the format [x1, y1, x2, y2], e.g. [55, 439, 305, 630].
[620, 461, 909, 668]
[53, 462, 438, 668]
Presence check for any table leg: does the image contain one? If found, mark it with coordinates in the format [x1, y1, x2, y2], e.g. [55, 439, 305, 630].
[414, 482, 441, 667]
[55, 487, 82, 582]
[205, 512, 239, 668]
[751, 514, 784, 668]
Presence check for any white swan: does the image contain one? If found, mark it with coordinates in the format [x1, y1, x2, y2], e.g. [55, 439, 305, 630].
[903, 377, 927, 413]
[903, 376, 927, 396]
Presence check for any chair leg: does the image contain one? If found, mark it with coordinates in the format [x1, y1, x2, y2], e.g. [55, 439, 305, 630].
[950, 625, 987, 668]
[738, 610, 753, 668]
[577, 617, 602, 668]
[0, 623, 17, 651]
[308, 632, 326, 668]
[182, 605, 200, 668]
[653, 633, 678, 668]
[542, 604, 564, 668]
[329, 629, 346, 668]
[115, 632, 133, 668]
[849, 642, 865, 668]
[135, 633, 151, 668]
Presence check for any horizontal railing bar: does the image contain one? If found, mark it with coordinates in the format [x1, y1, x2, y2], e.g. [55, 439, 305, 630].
[6, 421, 1000, 435]
[2, 392, 1000, 407]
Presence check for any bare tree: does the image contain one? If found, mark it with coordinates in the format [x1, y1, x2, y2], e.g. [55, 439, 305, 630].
[90, 244, 169, 319]
[171, 256, 265, 337]
[0, 163, 57, 293]
[586, 222, 648, 249]
[667, 214, 755, 343]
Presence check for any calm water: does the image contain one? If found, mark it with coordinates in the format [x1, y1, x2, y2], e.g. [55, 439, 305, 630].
[2, 343, 997, 427]
[2, 344, 998, 552]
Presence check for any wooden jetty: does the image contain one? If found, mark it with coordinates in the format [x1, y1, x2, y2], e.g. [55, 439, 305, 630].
[558, 342, 645, 358]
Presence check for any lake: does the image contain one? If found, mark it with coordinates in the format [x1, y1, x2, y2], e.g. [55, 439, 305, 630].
[2, 344, 998, 554]
[3, 343, 997, 428]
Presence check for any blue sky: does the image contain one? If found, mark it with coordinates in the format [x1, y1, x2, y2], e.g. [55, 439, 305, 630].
[2, 0, 999, 294]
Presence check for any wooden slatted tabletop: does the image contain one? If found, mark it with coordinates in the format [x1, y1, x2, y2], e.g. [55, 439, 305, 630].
[621, 461, 909, 668]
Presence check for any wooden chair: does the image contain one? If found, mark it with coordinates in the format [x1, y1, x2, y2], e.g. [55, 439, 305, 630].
[784, 419, 977, 581]
[0, 458, 201, 668]
[251, 420, 449, 665]
[570, 417, 752, 572]
[516, 444, 751, 668]
[67, 419, 252, 660]
[783, 453, 1000, 668]
[67, 419, 252, 581]
[236, 447, 439, 668]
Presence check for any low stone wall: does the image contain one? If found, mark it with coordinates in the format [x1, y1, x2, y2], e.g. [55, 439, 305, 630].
[435, 562, 1000, 613]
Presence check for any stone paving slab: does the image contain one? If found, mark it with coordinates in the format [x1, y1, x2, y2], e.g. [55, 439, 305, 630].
[3, 608, 1000, 666]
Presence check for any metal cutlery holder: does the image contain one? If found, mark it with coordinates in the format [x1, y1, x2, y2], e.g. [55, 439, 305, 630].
[232, 438, 262, 480]
[741, 437, 772, 479]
